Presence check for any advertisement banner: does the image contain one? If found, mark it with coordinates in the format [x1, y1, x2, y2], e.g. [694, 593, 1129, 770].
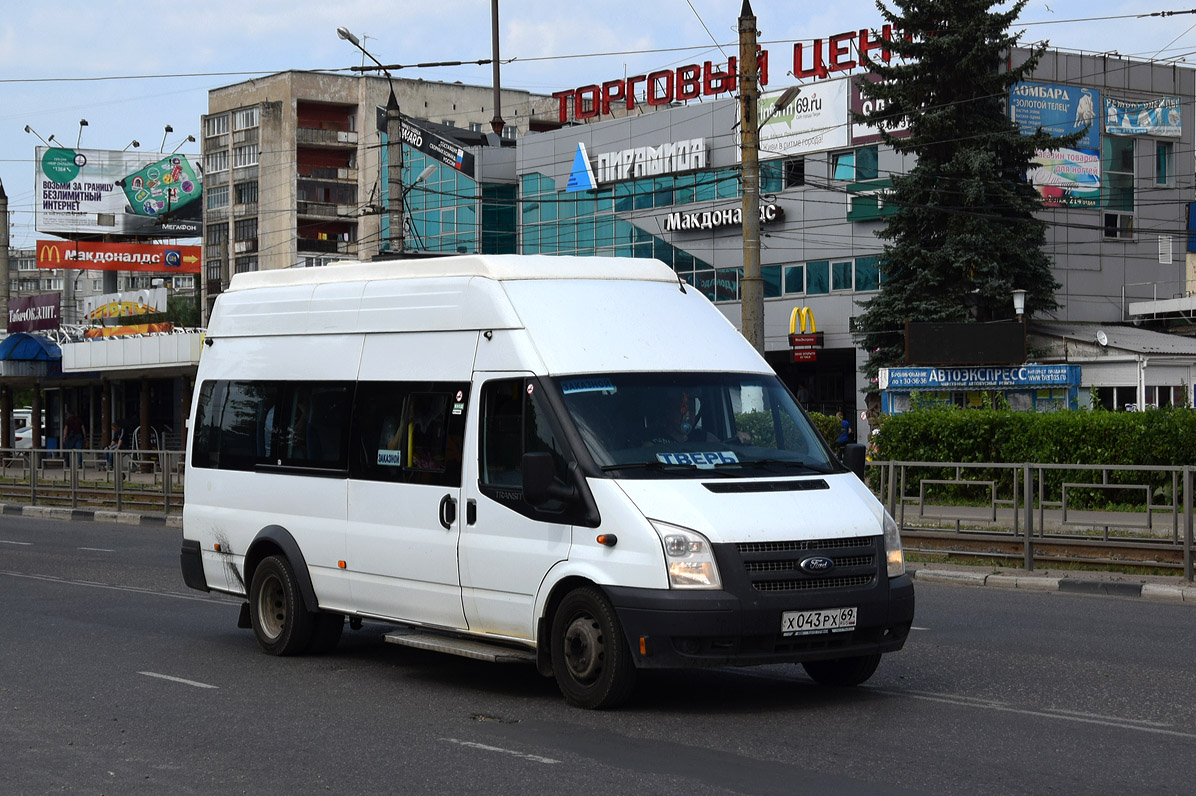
[850, 74, 911, 145]
[82, 287, 169, 320]
[1026, 147, 1100, 208]
[1010, 82, 1099, 149]
[7, 293, 61, 333]
[376, 108, 476, 178]
[748, 77, 850, 160]
[37, 240, 201, 274]
[34, 146, 203, 237]
[83, 322, 174, 339]
[1105, 96, 1182, 137]
[880, 365, 1080, 390]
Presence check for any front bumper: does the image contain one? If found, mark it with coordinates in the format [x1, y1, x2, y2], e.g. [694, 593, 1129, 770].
[605, 539, 914, 669]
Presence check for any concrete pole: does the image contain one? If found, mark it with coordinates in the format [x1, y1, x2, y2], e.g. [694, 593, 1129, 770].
[490, 0, 505, 136]
[386, 88, 405, 252]
[0, 180, 9, 333]
[738, 0, 764, 355]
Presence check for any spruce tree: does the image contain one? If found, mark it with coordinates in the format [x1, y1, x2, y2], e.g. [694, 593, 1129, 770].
[853, 0, 1080, 384]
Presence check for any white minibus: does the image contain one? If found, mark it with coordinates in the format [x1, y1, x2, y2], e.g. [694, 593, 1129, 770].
[181, 255, 913, 708]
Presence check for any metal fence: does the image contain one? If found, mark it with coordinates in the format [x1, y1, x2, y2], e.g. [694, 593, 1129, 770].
[869, 460, 1195, 581]
[0, 447, 185, 515]
[2, 447, 1192, 581]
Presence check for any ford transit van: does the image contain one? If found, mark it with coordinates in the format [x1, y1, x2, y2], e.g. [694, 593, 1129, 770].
[180, 255, 914, 708]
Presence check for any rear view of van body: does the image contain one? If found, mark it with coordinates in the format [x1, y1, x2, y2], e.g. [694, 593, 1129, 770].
[181, 255, 914, 708]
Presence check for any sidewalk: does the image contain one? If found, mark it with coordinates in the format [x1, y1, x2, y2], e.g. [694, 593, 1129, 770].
[0, 501, 182, 528]
[909, 562, 1196, 604]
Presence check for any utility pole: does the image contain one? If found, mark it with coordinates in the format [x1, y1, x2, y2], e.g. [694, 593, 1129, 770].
[0, 179, 8, 333]
[738, 0, 764, 355]
[385, 87, 405, 252]
[490, 0, 505, 136]
[338, 26, 405, 253]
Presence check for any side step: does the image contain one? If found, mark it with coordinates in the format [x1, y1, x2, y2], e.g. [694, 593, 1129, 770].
[384, 629, 536, 664]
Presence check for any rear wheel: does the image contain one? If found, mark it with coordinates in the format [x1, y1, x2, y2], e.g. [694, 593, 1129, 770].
[550, 586, 635, 709]
[802, 653, 882, 687]
[249, 555, 315, 656]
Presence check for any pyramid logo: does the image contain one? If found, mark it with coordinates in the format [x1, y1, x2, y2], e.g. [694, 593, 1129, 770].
[566, 142, 598, 193]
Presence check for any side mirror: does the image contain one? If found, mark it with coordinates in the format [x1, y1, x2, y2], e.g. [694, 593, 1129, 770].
[521, 452, 576, 506]
[841, 443, 867, 481]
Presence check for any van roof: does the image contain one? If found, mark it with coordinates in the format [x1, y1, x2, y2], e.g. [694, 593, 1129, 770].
[227, 254, 680, 292]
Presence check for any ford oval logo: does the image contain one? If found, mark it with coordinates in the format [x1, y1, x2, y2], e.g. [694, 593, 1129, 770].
[800, 555, 835, 574]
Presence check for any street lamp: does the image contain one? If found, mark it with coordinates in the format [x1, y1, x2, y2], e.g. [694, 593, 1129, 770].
[76, 118, 88, 148]
[160, 125, 173, 152]
[23, 125, 54, 147]
[170, 135, 196, 156]
[338, 25, 407, 254]
[123, 140, 140, 151]
[1012, 289, 1027, 318]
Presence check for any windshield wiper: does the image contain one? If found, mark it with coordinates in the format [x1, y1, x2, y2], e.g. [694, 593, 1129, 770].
[600, 461, 704, 474]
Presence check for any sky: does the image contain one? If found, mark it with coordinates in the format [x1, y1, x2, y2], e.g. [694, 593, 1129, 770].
[2, 0, 1193, 249]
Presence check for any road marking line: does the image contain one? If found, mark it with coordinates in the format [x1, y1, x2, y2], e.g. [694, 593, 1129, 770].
[911, 626, 930, 631]
[875, 689, 1196, 739]
[1043, 707, 1172, 727]
[441, 738, 560, 764]
[0, 540, 32, 546]
[78, 547, 115, 553]
[0, 570, 236, 604]
[139, 671, 218, 689]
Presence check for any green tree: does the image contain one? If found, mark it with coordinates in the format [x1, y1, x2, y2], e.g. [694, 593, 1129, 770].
[853, 0, 1082, 384]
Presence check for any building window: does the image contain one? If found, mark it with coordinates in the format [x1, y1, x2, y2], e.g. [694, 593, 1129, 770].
[206, 260, 223, 281]
[854, 256, 881, 292]
[234, 181, 258, 205]
[234, 256, 258, 274]
[469, 122, 483, 132]
[206, 185, 229, 210]
[1102, 136, 1134, 211]
[233, 107, 259, 130]
[806, 260, 830, 294]
[784, 264, 805, 294]
[233, 144, 259, 168]
[1104, 212, 1134, 240]
[234, 218, 257, 240]
[831, 146, 878, 181]
[832, 260, 853, 291]
[204, 149, 229, 173]
[1156, 141, 1174, 186]
[205, 115, 229, 137]
[502, 125, 517, 140]
[206, 223, 228, 247]
[784, 158, 805, 188]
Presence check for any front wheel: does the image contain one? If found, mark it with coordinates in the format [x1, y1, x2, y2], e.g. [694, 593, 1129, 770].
[802, 653, 882, 687]
[550, 586, 636, 709]
[248, 555, 315, 656]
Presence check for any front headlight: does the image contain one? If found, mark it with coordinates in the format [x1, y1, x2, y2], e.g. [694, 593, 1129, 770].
[883, 510, 905, 577]
[649, 520, 722, 590]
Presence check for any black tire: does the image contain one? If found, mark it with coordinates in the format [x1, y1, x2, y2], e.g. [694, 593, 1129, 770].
[248, 554, 315, 656]
[550, 586, 636, 709]
[802, 653, 882, 687]
[308, 612, 345, 654]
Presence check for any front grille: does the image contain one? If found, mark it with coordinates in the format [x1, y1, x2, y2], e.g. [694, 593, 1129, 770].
[754, 575, 875, 592]
[734, 536, 880, 594]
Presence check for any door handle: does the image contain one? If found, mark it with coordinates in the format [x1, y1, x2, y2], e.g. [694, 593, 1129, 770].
[439, 494, 457, 529]
[466, 499, 477, 526]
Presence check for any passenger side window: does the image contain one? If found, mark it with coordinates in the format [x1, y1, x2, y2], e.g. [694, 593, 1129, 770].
[350, 382, 468, 487]
[480, 378, 573, 515]
[191, 380, 352, 473]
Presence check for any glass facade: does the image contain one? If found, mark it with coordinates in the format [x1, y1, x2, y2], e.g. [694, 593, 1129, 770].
[402, 149, 516, 255]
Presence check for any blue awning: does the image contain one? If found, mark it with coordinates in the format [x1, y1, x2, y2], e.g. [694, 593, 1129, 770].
[0, 333, 62, 362]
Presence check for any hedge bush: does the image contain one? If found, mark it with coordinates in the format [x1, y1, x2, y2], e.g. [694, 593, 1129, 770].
[868, 407, 1196, 509]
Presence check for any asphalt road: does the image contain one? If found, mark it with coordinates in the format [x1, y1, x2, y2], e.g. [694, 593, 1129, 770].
[2, 515, 1194, 796]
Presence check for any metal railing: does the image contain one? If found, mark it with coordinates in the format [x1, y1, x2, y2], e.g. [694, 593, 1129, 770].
[0, 447, 185, 515]
[868, 460, 1195, 581]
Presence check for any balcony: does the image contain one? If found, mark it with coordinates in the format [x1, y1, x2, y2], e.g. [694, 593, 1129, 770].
[303, 167, 358, 182]
[296, 128, 358, 147]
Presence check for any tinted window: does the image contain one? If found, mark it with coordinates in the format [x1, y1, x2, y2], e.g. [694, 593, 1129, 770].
[191, 380, 352, 472]
[350, 381, 468, 487]
[480, 378, 573, 514]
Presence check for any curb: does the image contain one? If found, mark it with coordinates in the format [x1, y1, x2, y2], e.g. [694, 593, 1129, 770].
[912, 567, 1195, 604]
[1, 502, 181, 529]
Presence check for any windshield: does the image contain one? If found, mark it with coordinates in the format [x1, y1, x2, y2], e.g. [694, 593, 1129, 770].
[554, 373, 838, 478]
